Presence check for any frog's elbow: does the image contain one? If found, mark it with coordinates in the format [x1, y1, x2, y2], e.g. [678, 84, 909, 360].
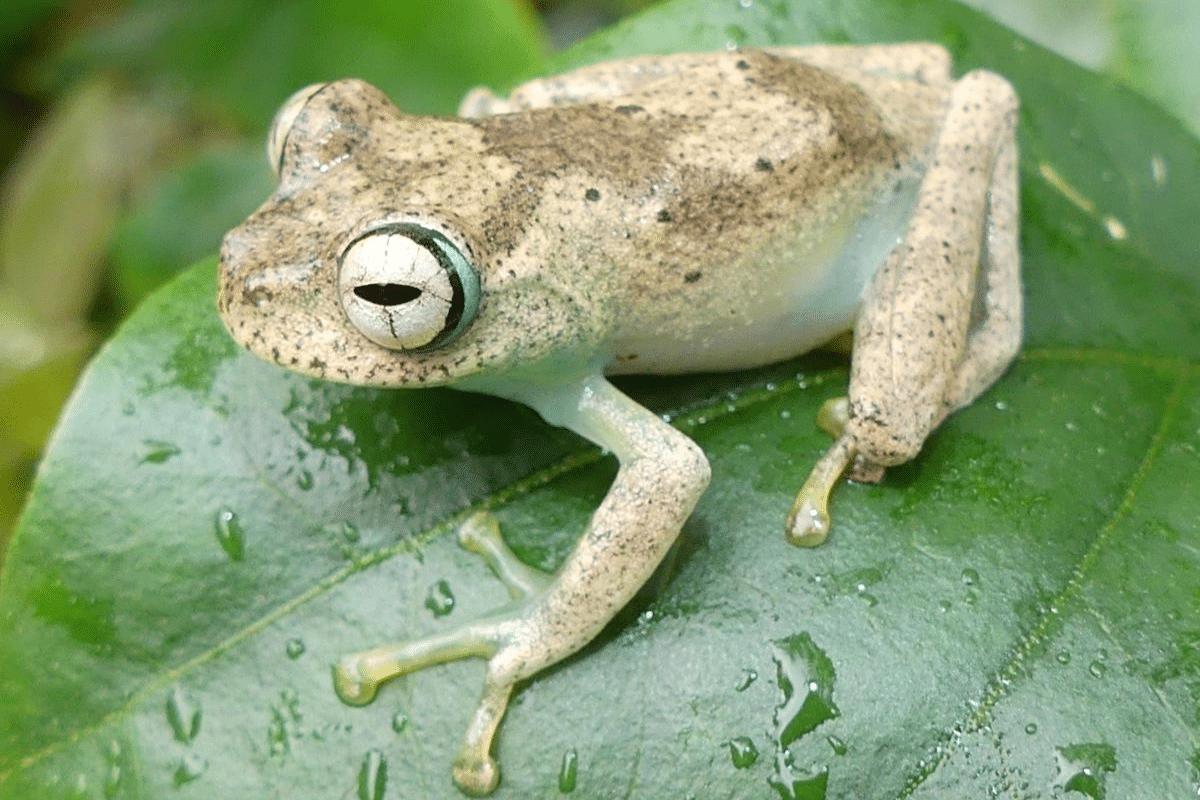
[632, 432, 711, 505]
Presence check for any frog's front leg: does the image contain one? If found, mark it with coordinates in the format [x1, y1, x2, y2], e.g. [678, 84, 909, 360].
[335, 375, 710, 795]
[789, 70, 1020, 545]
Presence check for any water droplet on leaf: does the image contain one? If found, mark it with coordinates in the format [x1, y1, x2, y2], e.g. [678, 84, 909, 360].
[103, 740, 122, 798]
[768, 764, 829, 800]
[357, 749, 387, 800]
[558, 748, 578, 793]
[214, 509, 245, 561]
[1055, 743, 1116, 799]
[1150, 154, 1168, 186]
[140, 439, 181, 464]
[166, 685, 201, 743]
[285, 639, 306, 660]
[735, 668, 758, 691]
[772, 633, 838, 748]
[173, 753, 207, 786]
[425, 580, 455, 617]
[726, 737, 759, 768]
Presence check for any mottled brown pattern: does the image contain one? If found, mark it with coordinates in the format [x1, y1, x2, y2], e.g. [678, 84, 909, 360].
[740, 49, 894, 157]
[219, 47, 991, 391]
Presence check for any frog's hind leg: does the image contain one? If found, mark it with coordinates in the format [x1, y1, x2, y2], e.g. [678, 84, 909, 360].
[788, 69, 1020, 546]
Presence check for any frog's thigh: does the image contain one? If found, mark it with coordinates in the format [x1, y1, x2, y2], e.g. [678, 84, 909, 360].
[766, 43, 952, 82]
[847, 69, 1020, 468]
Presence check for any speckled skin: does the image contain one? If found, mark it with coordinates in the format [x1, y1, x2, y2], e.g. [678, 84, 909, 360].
[221, 46, 963, 386]
[218, 44, 1020, 796]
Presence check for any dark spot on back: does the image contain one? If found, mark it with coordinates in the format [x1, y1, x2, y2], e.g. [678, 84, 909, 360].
[470, 106, 694, 252]
[683, 270, 702, 283]
[755, 157, 774, 172]
[657, 209, 673, 222]
[585, 188, 601, 201]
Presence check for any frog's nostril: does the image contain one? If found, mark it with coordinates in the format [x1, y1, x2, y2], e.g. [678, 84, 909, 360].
[245, 286, 274, 308]
[354, 283, 422, 306]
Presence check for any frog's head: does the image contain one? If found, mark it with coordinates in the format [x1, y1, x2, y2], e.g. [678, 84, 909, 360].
[219, 80, 598, 389]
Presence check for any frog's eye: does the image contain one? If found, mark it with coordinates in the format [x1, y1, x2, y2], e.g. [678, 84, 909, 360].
[267, 83, 328, 176]
[338, 224, 481, 352]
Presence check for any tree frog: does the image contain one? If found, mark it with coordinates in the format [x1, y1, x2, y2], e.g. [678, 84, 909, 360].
[218, 44, 1020, 795]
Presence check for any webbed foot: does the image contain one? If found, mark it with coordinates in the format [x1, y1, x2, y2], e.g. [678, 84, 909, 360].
[333, 512, 552, 795]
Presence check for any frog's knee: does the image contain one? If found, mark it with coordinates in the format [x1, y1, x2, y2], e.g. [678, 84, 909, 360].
[846, 399, 929, 467]
[957, 69, 1018, 114]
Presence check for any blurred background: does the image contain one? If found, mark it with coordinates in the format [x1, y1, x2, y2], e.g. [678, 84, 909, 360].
[1, 0, 1196, 555]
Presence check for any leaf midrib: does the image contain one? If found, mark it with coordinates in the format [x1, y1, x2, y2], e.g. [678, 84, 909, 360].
[894, 349, 1198, 798]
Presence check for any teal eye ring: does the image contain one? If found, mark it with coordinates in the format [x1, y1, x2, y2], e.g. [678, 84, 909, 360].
[338, 223, 481, 352]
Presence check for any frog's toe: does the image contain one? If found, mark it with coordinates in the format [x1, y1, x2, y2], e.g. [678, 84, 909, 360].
[458, 512, 552, 599]
[332, 655, 380, 706]
[816, 396, 849, 438]
[452, 754, 501, 797]
[787, 431, 856, 546]
[786, 495, 830, 547]
[333, 625, 498, 710]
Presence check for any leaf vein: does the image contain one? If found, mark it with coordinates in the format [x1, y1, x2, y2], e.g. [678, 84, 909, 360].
[892, 361, 1193, 798]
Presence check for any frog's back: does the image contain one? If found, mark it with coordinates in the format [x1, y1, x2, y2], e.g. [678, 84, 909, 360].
[469, 49, 948, 374]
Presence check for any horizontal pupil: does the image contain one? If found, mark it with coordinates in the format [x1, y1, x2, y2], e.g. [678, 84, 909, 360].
[355, 283, 422, 306]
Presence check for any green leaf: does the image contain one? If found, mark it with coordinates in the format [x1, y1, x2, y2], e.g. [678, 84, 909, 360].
[47, 0, 548, 126]
[0, 0, 57, 53]
[3, 1, 1199, 799]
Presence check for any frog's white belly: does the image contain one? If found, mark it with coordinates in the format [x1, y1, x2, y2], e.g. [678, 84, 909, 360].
[606, 179, 919, 375]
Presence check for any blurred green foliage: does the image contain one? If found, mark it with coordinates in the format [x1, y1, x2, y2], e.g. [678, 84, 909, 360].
[963, 0, 1200, 136]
